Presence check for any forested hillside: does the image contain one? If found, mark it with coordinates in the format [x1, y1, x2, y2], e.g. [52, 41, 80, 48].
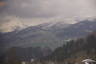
[0, 47, 52, 64]
[31, 32, 96, 64]
[46, 32, 96, 64]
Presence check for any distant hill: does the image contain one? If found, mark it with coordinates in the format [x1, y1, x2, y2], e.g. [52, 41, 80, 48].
[0, 19, 96, 64]
[0, 19, 96, 51]
[55, 19, 96, 39]
[0, 21, 70, 50]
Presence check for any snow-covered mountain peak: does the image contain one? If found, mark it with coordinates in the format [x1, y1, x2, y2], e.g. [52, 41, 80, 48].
[38, 21, 72, 30]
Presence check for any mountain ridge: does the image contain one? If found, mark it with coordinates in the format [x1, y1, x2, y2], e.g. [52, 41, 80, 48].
[0, 19, 96, 51]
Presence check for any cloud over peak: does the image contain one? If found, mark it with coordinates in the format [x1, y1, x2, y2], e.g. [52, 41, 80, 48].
[0, 0, 96, 32]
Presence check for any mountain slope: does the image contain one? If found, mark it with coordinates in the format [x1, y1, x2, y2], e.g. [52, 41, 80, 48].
[1, 19, 96, 51]
[0, 47, 52, 64]
[55, 19, 96, 39]
[46, 32, 96, 63]
[1, 24, 65, 50]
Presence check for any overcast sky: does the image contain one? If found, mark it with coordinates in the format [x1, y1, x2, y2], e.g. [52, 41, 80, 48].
[0, 0, 96, 32]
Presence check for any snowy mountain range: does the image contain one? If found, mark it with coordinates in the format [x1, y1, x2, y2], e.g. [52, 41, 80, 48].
[0, 19, 96, 51]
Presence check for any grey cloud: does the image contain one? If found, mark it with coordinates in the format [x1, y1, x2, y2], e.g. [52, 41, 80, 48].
[3, 0, 56, 18]
[0, 0, 96, 18]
